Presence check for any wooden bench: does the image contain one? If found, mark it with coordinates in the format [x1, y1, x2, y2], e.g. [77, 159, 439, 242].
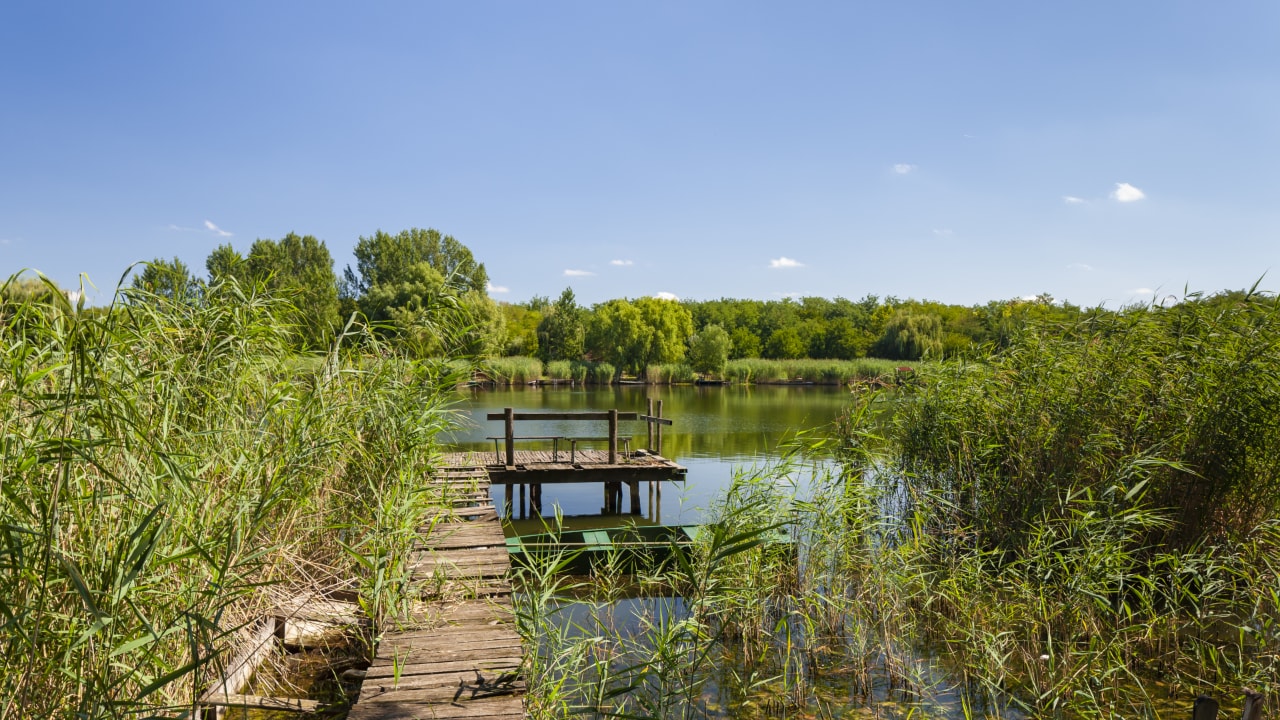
[484, 435, 566, 464]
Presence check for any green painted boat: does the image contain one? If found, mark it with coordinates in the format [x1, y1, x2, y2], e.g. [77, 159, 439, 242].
[505, 523, 792, 574]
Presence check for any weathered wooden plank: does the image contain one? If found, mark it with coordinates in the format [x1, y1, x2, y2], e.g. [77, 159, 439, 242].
[201, 694, 321, 712]
[362, 656, 522, 681]
[347, 694, 524, 719]
[373, 639, 524, 665]
[359, 680, 526, 703]
[358, 670, 524, 695]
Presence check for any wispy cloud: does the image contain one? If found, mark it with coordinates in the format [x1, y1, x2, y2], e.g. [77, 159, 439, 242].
[773, 291, 803, 299]
[1063, 195, 1086, 204]
[1110, 183, 1146, 203]
[487, 282, 509, 294]
[0, 237, 12, 246]
[769, 257, 804, 269]
[1130, 287, 1155, 296]
[1067, 262, 1094, 271]
[166, 224, 198, 232]
[204, 220, 233, 237]
[564, 269, 594, 277]
[610, 259, 633, 267]
[932, 228, 953, 238]
[653, 291, 679, 301]
[892, 163, 916, 175]
[1021, 295, 1040, 302]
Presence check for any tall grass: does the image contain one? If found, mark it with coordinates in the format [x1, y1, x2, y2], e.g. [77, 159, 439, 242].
[723, 358, 905, 384]
[543, 359, 615, 384]
[484, 355, 543, 384]
[0, 274, 461, 717]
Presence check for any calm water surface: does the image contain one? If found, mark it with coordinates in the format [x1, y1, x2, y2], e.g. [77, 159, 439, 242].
[446, 384, 851, 524]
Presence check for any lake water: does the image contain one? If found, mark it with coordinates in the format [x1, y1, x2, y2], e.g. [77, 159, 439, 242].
[445, 384, 852, 525]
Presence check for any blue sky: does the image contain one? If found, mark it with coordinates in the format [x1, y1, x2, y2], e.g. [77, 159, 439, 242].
[2, 2, 1277, 307]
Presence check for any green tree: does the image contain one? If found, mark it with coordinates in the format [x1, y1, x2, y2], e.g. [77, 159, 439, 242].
[728, 326, 761, 358]
[537, 288, 586, 362]
[763, 326, 806, 359]
[874, 310, 943, 360]
[687, 324, 732, 377]
[131, 257, 199, 302]
[498, 302, 542, 357]
[344, 227, 488, 297]
[585, 297, 693, 375]
[241, 233, 340, 349]
[205, 243, 245, 283]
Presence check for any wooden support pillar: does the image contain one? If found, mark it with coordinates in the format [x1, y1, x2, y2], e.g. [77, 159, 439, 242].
[504, 407, 515, 467]
[628, 480, 641, 515]
[1192, 696, 1218, 720]
[608, 409, 618, 464]
[519, 483, 526, 519]
[503, 483, 512, 518]
[646, 397, 654, 451]
[1242, 689, 1263, 720]
[655, 481, 661, 523]
[655, 400, 663, 456]
[531, 484, 542, 516]
[648, 480, 655, 520]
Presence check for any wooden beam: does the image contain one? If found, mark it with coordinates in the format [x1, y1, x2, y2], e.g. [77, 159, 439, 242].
[503, 408, 514, 467]
[485, 412, 639, 421]
[201, 694, 322, 713]
[637, 414, 673, 426]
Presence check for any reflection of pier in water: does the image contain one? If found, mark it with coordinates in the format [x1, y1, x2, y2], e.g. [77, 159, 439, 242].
[440, 400, 687, 519]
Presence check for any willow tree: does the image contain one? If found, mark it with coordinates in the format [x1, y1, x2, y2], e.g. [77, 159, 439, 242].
[874, 310, 943, 360]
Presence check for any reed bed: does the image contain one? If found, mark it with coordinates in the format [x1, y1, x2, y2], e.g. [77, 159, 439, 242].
[517, 291, 1280, 719]
[0, 275, 461, 718]
[542, 359, 615, 384]
[484, 355, 544, 384]
[724, 358, 905, 384]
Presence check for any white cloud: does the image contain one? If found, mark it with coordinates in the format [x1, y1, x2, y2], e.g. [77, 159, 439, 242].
[0, 237, 11, 245]
[610, 259, 633, 266]
[1020, 295, 1039, 302]
[1063, 195, 1086, 204]
[653, 291, 679, 301]
[769, 257, 804, 269]
[204, 220, 233, 237]
[1067, 263, 1094, 271]
[773, 291, 803, 299]
[893, 163, 916, 175]
[1110, 183, 1146, 203]
[1130, 287, 1155, 296]
[564, 269, 594, 277]
[932, 228, 953, 238]
[487, 282, 509, 294]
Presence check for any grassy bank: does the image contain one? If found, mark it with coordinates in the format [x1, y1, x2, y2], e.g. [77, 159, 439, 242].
[482, 355, 912, 385]
[0, 278, 460, 717]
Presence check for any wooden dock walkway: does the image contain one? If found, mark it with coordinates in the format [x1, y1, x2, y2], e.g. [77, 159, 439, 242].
[348, 465, 526, 719]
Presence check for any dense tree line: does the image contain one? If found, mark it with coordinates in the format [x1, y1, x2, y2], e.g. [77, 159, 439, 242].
[115, 228, 1095, 375]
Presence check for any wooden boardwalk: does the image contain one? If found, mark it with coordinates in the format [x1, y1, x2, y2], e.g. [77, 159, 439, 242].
[348, 465, 526, 719]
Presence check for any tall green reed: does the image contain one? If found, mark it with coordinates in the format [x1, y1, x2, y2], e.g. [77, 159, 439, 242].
[0, 273, 461, 718]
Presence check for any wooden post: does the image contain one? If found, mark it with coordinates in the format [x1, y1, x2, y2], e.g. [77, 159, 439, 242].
[531, 484, 542, 516]
[655, 400, 663, 456]
[504, 407, 515, 467]
[519, 483, 526, 519]
[608, 409, 618, 464]
[1242, 689, 1263, 720]
[629, 479, 640, 514]
[1193, 696, 1219, 720]
[646, 397, 654, 451]
[503, 483, 512, 519]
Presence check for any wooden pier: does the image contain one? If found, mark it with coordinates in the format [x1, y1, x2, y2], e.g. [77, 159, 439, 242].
[449, 403, 687, 517]
[348, 465, 525, 719]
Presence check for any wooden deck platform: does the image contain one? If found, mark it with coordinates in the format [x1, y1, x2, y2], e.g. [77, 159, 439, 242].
[442, 449, 687, 485]
[348, 465, 525, 719]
